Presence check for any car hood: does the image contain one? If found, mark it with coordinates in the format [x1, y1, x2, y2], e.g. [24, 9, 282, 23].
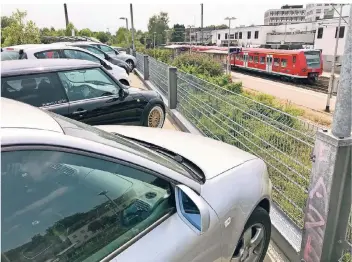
[94, 125, 257, 180]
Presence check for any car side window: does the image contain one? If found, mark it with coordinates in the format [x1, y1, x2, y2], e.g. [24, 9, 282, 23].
[57, 68, 120, 101]
[63, 49, 101, 64]
[178, 190, 201, 230]
[98, 44, 116, 54]
[1, 149, 175, 262]
[82, 46, 105, 58]
[1, 73, 68, 107]
[34, 50, 61, 59]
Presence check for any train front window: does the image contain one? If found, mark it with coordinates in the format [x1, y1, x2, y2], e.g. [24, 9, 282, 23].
[304, 51, 321, 69]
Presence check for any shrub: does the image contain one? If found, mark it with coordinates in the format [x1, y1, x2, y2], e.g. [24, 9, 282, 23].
[172, 53, 223, 77]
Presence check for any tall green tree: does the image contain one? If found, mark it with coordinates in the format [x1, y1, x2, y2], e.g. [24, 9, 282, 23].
[95, 31, 110, 43]
[78, 28, 93, 37]
[171, 24, 185, 42]
[2, 9, 40, 47]
[147, 12, 169, 46]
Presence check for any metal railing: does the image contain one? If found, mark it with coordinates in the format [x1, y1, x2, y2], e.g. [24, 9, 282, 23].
[148, 56, 169, 96]
[176, 70, 318, 228]
[136, 53, 144, 75]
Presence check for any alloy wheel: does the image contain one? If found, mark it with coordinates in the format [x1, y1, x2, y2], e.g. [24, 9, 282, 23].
[147, 106, 164, 128]
[231, 223, 265, 262]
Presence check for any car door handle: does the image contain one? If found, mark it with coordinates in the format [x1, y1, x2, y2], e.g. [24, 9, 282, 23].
[72, 109, 87, 116]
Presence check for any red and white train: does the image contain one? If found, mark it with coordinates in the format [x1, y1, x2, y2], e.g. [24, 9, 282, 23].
[230, 48, 323, 83]
[188, 45, 323, 83]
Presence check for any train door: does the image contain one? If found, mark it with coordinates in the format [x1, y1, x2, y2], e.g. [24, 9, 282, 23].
[266, 55, 273, 73]
[243, 53, 249, 67]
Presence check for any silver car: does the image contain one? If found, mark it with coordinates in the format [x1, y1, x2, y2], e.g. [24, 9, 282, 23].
[1, 98, 272, 262]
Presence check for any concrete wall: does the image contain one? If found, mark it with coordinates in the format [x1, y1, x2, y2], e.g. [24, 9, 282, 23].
[266, 31, 315, 44]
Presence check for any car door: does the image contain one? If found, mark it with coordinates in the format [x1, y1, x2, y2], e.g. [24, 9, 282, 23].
[1, 72, 70, 116]
[57, 67, 139, 125]
[1, 143, 223, 262]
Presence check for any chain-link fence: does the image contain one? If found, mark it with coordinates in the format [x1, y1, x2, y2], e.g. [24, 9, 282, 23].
[136, 52, 144, 75]
[175, 69, 320, 228]
[148, 56, 169, 96]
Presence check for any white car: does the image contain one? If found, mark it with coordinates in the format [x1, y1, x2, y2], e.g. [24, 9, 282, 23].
[2, 44, 130, 86]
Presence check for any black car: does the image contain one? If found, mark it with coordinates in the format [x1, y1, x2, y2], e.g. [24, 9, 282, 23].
[65, 42, 132, 74]
[1, 59, 166, 128]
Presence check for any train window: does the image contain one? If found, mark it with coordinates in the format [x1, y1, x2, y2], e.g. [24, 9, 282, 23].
[274, 58, 280, 66]
[260, 57, 265, 64]
[281, 59, 287, 67]
[293, 56, 296, 63]
[254, 56, 259, 63]
[249, 56, 253, 62]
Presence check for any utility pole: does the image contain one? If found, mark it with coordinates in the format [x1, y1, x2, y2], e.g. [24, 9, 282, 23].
[201, 3, 204, 44]
[130, 4, 135, 55]
[283, 22, 287, 43]
[63, 3, 69, 28]
[225, 17, 236, 74]
[153, 32, 156, 49]
[326, 4, 344, 112]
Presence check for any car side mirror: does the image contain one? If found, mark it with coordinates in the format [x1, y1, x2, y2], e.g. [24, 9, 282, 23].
[118, 88, 128, 99]
[175, 185, 210, 234]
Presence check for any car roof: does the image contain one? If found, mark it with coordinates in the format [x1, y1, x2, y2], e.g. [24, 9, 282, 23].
[1, 59, 100, 77]
[1, 98, 64, 133]
[4, 44, 44, 50]
[66, 41, 97, 46]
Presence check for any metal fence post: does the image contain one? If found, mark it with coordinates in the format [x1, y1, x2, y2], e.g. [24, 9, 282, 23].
[168, 67, 177, 109]
[300, 7, 352, 262]
[143, 55, 149, 80]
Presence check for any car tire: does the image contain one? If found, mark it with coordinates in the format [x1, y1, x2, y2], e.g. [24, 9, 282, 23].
[232, 207, 271, 262]
[126, 59, 135, 69]
[120, 79, 130, 86]
[143, 104, 165, 128]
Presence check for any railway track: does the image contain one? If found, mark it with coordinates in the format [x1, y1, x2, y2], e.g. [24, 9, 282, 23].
[231, 68, 335, 95]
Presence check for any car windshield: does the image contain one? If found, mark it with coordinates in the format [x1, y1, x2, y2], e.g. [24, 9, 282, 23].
[47, 112, 196, 181]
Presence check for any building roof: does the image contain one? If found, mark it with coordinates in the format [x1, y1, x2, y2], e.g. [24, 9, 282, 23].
[1, 59, 100, 77]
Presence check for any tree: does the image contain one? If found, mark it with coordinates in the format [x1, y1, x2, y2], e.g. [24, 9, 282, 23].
[65, 22, 78, 36]
[96, 31, 110, 43]
[1, 16, 15, 29]
[2, 9, 40, 47]
[147, 12, 169, 46]
[78, 28, 93, 37]
[171, 24, 185, 42]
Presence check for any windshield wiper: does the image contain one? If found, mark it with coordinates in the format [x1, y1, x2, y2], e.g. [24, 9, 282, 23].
[116, 134, 205, 183]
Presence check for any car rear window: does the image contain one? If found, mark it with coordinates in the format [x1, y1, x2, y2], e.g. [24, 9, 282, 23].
[1, 50, 27, 61]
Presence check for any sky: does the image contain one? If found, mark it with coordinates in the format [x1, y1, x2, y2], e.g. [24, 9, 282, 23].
[1, 0, 347, 33]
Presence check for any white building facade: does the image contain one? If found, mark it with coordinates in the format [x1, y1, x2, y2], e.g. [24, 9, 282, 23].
[264, 5, 306, 25]
[305, 3, 336, 22]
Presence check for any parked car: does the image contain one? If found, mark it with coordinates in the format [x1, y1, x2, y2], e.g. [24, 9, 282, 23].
[1, 59, 166, 128]
[1, 97, 272, 262]
[63, 42, 132, 74]
[2, 44, 130, 86]
[87, 42, 137, 69]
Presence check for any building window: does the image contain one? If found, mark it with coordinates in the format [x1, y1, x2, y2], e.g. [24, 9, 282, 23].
[317, 27, 324, 39]
[218, 34, 220, 40]
[239, 32, 242, 39]
[229, 34, 234, 39]
[235, 32, 238, 39]
[335, 26, 345, 38]
[316, 9, 321, 13]
[247, 31, 251, 39]
[317, 3, 322, 6]
[225, 33, 228, 40]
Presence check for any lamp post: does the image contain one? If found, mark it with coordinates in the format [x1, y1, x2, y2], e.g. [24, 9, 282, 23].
[225, 16, 236, 74]
[119, 17, 129, 47]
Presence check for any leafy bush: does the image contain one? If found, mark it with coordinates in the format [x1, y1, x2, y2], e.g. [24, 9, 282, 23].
[172, 53, 223, 77]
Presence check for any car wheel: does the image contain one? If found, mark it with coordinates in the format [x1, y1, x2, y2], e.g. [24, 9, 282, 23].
[120, 79, 130, 86]
[231, 207, 271, 262]
[145, 104, 165, 128]
[126, 59, 134, 69]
